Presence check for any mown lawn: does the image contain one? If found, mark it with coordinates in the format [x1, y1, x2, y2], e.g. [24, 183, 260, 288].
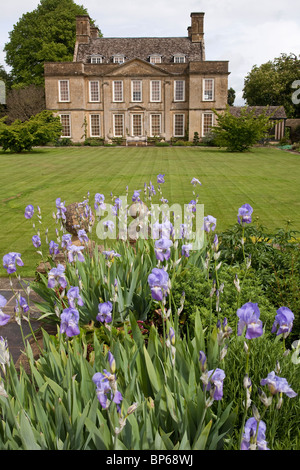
[1, 145, 299, 276]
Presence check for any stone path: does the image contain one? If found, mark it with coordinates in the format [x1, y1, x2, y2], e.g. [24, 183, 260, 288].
[0, 277, 56, 367]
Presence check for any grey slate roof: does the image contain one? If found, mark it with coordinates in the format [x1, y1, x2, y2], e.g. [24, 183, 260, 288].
[76, 37, 204, 63]
[229, 106, 287, 119]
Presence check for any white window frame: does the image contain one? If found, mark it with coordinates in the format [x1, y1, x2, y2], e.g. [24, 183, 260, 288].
[58, 80, 70, 102]
[203, 78, 215, 101]
[131, 80, 142, 102]
[150, 114, 161, 137]
[113, 114, 124, 137]
[113, 81, 123, 102]
[89, 80, 100, 102]
[149, 55, 162, 64]
[90, 114, 101, 137]
[91, 56, 103, 64]
[173, 114, 185, 137]
[174, 80, 185, 101]
[174, 54, 186, 63]
[202, 112, 214, 137]
[131, 114, 143, 136]
[150, 80, 161, 102]
[113, 55, 125, 64]
[60, 114, 71, 138]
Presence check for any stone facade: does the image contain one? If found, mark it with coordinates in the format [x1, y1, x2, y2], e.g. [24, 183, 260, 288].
[44, 13, 229, 143]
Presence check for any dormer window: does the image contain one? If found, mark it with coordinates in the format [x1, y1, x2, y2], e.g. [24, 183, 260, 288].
[90, 55, 103, 64]
[113, 55, 125, 64]
[173, 54, 186, 63]
[149, 54, 162, 64]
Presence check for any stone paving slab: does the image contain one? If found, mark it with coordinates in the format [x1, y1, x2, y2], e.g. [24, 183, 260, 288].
[0, 276, 55, 367]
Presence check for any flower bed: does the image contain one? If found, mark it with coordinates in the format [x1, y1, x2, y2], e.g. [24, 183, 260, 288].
[0, 174, 299, 450]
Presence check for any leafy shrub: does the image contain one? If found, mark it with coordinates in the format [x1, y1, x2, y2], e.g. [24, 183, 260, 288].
[0, 110, 62, 152]
[219, 223, 300, 342]
[212, 106, 273, 152]
[55, 137, 73, 147]
[171, 264, 276, 334]
[84, 137, 104, 146]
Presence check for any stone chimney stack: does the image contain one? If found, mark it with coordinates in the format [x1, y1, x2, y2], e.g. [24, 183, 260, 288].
[188, 12, 205, 43]
[76, 15, 91, 44]
[90, 26, 99, 39]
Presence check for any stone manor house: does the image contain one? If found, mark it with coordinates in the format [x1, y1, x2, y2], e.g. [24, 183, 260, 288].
[44, 12, 229, 143]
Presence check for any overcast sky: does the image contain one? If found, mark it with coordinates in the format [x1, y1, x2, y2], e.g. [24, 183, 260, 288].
[1, 0, 299, 104]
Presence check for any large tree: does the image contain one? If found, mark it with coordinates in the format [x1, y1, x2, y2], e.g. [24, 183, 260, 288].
[4, 0, 99, 87]
[243, 53, 300, 118]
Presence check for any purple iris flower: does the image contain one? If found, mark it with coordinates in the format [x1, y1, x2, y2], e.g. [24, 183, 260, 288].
[188, 200, 197, 213]
[61, 234, 72, 249]
[206, 368, 225, 400]
[148, 183, 156, 197]
[97, 301, 113, 323]
[114, 198, 122, 209]
[132, 190, 141, 202]
[154, 238, 173, 261]
[67, 286, 84, 309]
[92, 372, 111, 409]
[212, 234, 219, 252]
[260, 371, 297, 398]
[108, 351, 116, 373]
[102, 250, 121, 260]
[182, 243, 193, 258]
[77, 229, 89, 244]
[60, 308, 80, 337]
[237, 302, 263, 339]
[47, 264, 67, 289]
[169, 327, 175, 346]
[3, 252, 24, 274]
[19, 296, 29, 313]
[199, 351, 207, 371]
[152, 220, 174, 239]
[271, 306, 294, 337]
[103, 220, 115, 233]
[148, 268, 169, 301]
[94, 193, 106, 211]
[191, 177, 201, 186]
[49, 240, 60, 255]
[241, 417, 269, 450]
[157, 174, 165, 184]
[56, 198, 67, 221]
[32, 235, 41, 248]
[67, 245, 85, 263]
[0, 295, 10, 326]
[92, 370, 123, 411]
[24, 204, 34, 219]
[237, 204, 253, 225]
[0, 295, 7, 309]
[0, 308, 10, 326]
[203, 215, 217, 233]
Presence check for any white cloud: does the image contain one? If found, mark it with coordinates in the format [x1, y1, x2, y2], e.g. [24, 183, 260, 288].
[1, 0, 299, 105]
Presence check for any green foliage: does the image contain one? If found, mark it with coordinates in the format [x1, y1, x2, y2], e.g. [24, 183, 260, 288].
[171, 264, 277, 334]
[243, 53, 300, 118]
[223, 333, 300, 450]
[0, 177, 299, 450]
[212, 105, 274, 152]
[193, 132, 200, 145]
[219, 223, 300, 342]
[4, 0, 99, 86]
[0, 311, 238, 450]
[227, 87, 236, 106]
[0, 110, 62, 152]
